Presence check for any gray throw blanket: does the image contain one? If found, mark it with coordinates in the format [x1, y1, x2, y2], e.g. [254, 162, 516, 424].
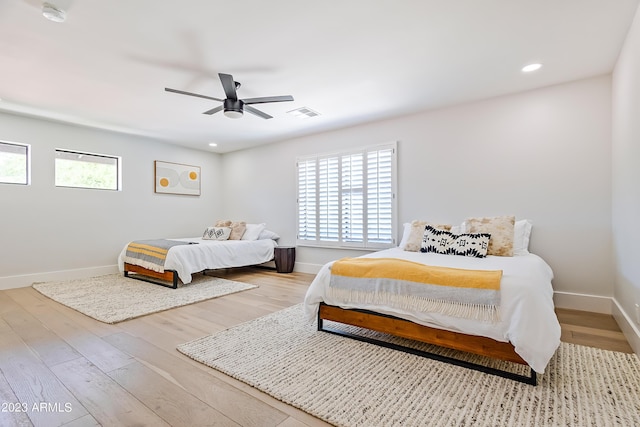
[123, 239, 194, 272]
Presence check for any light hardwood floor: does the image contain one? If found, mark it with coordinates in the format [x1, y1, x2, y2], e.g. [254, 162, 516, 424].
[0, 267, 634, 427]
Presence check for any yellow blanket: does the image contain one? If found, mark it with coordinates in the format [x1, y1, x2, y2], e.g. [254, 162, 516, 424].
[329, 257, 502, 322]
[124, 239, 192, 273]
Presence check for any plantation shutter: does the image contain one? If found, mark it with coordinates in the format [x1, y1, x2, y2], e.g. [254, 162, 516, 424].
[341, 152, 364, 243]
[366, 147, 394, 244]
[297, 142, 396, 248]
[297, 158, 317, 240]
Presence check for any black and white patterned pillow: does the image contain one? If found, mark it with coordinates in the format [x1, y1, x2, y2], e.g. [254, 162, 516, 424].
[421, 225, 491, 258]
[202, 226, 232, 241]
[447, 232, 491, 258]
[421, 225, 455, 254]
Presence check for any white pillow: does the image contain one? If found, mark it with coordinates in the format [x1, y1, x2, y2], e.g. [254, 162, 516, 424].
[258, 229, 280, 240]
[242, 223, 267, 241]
[202, 226, 231, 241]
[513, 219, 533, 256]
[398, 223, 411, 248]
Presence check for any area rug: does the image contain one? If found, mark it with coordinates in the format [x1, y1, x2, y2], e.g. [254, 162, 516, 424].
[178, 304, 640, 427]
[32, 273, 257, 324]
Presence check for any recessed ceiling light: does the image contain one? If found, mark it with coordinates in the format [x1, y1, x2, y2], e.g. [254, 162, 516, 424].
[208, 143, 218, 147]
[522, 63, 542, 73]
[42, 2, 66, 23]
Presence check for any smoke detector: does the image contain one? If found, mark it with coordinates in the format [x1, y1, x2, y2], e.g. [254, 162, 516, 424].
[42, 3, 66, 22]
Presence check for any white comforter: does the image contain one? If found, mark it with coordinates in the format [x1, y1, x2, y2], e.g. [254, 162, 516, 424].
[304, 247, 561, 373]
[118, 238, 277, 284]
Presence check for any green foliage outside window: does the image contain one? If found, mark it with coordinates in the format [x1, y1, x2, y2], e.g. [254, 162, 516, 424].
[0, 142, 28, 185]
[55, 150, 119, 190]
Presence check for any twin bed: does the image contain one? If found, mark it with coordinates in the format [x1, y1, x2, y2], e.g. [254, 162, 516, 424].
[118, 237, 277, 288]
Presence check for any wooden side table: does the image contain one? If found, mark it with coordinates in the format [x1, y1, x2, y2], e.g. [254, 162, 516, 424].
[274, 246, 296, 273]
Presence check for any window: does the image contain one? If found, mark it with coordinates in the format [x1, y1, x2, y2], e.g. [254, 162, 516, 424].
[55, 149, 121, 190]
[297, 142, 397, 249]
[0, 141, 30, 185]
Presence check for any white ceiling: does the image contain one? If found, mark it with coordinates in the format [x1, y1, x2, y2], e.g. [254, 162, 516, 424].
[1, 1, 638, 153]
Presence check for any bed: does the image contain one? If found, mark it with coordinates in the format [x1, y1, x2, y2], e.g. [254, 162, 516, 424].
[117, 237, 278, 288]
[304, 246, 561, 385]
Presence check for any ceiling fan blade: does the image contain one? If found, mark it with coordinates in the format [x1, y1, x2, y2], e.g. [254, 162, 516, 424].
[164, 87, 223, 102]
[218, 73, 238, 101]
[244, 105, 273, 119]
[203, 105, 223, 115]
[242, 95, 294, 105]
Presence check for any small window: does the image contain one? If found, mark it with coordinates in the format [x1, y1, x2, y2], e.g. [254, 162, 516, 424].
[0, 141, 30, 185]
[55, 149, 121, 190]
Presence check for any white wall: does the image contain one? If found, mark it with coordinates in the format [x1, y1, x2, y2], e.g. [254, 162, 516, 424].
[612, 5, 640, 352]
[222, 75, 613, 297]
[0, 113, 223, 289]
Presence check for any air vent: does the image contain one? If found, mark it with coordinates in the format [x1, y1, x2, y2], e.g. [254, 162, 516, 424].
[287, 107, 320, 119]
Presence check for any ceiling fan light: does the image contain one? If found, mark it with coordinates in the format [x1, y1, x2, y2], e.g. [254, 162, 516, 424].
[224, 110, 243, 119]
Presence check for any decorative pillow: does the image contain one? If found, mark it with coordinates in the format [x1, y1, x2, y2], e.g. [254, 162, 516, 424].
[242, 223, 267, 241]
[398, 223, 412, 248]
[403, 220, 452, 252]
[447, 232, 491, 258]
[258, 229, 280, 240]
[464, 215, 515, 257]
[420, 225, 455, 253]
[449, 224, 462, 235]
[228, 221, 247, 240]
[215, 220, 232, 227]
[513, 219, 532, 256]
[420, 225, 491, 258]
[202, 226, 231, 241]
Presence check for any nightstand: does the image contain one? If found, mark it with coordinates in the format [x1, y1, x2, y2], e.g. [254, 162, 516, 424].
[274, 246, 296, 273]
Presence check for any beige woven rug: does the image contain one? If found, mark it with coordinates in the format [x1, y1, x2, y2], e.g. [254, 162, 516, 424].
[33, 273, 256, 324]
[178, 304, 640, 427]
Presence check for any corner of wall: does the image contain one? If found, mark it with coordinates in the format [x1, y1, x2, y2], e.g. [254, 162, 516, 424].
[612, 297, 640, 356]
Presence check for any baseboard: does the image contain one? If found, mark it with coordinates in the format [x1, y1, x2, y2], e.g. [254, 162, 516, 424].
[612, 298, 640, 356]
[0, 265, 119, 290]
[553, 291, 613, 314]
[293, 262, 323, 275]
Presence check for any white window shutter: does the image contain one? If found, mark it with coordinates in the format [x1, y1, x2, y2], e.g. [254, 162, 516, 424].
[297, 142, 396, 248]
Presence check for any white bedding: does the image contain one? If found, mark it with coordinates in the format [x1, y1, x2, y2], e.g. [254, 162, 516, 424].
[118, 237, 277, 284]
[304, 247, 561, 373]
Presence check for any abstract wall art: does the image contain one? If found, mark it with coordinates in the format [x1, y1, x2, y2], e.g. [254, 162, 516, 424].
[154, 161, 201, 196]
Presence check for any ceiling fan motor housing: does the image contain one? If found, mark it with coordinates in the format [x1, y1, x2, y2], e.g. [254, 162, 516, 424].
[223, 99, 244, 118]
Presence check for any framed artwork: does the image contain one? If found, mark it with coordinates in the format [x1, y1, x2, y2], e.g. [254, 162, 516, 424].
[154, 161, 201, 196]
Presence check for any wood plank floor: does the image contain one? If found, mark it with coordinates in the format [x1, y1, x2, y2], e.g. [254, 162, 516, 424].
[0, 267, 634, 427]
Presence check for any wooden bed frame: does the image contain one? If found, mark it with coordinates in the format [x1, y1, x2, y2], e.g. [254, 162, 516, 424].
[124, 263, 180, 288]
[123, 260, 277, 289]
[317, 302, 536, 385]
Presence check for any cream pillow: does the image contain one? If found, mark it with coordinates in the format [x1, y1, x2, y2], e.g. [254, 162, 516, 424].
[403, 220, 452, 252]
[228, 221, 247, 240]
[464, 215, 515, 256]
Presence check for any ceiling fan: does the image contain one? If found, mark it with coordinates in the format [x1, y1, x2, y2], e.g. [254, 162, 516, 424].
[165, 73, 294, 119]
